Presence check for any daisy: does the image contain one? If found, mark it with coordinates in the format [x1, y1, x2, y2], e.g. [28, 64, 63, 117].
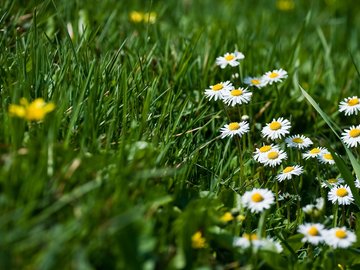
[302, 147, 327, 159]
[259, 148, 287, 167]
[204, 81, 233, 101]
[259, 237, 283, 253]
[276, 165, 304, 182]
[355, 178, 360, 188]
[233, 233, 261, 249]
[216, 51, 245, 69]
[285, 134, 313, 149]
[262, 69, 288, 85]
[220, 121, 250, 139]
[338, 96, 360, 116]
[298, 223, 325, 245]
[242, 188, 275, 213]
[222, 87, 252, 106]
[317, 151, 335, 165]
[253, 144, 280, 162]
[328, 185, 354, 205]
[324, 227, 357, 249]
[321, 177, 345, 188]
[341, 125, 360, 148]
[244, 76, 267, 89]
[302, 197, 324, 216]
[261, 117, 291, 140]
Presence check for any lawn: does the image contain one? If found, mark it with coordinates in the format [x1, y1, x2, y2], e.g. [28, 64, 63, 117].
[1, 0, 360, 269]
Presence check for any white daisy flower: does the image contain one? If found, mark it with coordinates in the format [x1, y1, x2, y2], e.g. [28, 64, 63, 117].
[321, 177, 345, 188]
[204, 81, 234, 101]
[302, 147, 327, 159]
[233, 234, 283, 253]
[276, 165, 304, 182]
[233, 233, 261, 249]
[298, 223, 326, 245]
[328, 185, 354, 205]
[355, 178, 360, 188]
[216, 51, 245, 69]
[242, 188, 275, 213]
[258, 237, 283, 253]
[259, 149, 287, 167]
[324, 227, 357, 249]
[220, 121, 250, 139]
[338, 96, 360, 116]
[341, 125, 360, 148]
[285, 134, 313, 149]
[317, 151, 335, 165]
[244, 76, 267, 89]
[262, 69, 288, 85]
[302, 198, 324, 216]
[222, 87, 252, 106]
[261, 117, 291, 140]
[253, 144, 280, 162]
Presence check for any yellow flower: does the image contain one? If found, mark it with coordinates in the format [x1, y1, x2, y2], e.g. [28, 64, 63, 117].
[220, 212, 234, 223]
[276, 0, 295, 11]
[9, 98, 55, 121]
[143, 12, 157, 24]
[191, 231, 206, 249]
[130, 11, 143, 23]
[129, 11, 157, 24]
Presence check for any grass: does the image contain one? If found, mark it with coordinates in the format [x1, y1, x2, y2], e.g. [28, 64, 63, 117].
[1, 0, 360, 269]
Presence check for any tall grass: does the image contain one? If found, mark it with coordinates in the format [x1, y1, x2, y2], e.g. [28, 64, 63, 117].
[0, 0, 360, 269]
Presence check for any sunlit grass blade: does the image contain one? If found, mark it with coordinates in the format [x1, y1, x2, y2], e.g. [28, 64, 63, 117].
[299, 84, 360, 209]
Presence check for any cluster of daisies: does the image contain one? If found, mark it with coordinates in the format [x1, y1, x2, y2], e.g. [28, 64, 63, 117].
[204, 50, 358, 252]
[205, 51, 287, 112]
[298, 223, 356, 249]
[339, 96, 360, 148]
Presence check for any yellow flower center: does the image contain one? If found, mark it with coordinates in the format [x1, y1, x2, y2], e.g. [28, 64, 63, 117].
[283, 166, 294, 173]
[212, 83, 223, 91]
[228, 122, 240, 130]
[251, 193, 264, 202]
[225, 54, 235, 61]
[309, 148, 321, 154]
[327, 178, 338, 184]
[268, 151, 279, 159]
[243, 233, 258, 240]
[335, 229, 347, 239]
[347, 98, 359, 106]
[349, 129, 360, 138]
[292, 137, 304, 144]
[336, 188, 348, 197]
[269, 121, 282, 130]
[323, 153, 333, 160]
[230, 89, 243, 96]
[251, 79, 260, 85]
[259, 145, 271, 153]
[269, 72, 279, 78]
[308, 226, 319, 236]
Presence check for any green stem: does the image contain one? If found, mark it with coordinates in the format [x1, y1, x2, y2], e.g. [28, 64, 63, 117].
[257, 210, 267, 238]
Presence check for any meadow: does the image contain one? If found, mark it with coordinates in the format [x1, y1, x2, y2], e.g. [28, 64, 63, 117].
[1, 0, 360, 269]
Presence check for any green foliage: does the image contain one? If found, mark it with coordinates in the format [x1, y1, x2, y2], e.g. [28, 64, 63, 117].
[0, 0, 360, 269]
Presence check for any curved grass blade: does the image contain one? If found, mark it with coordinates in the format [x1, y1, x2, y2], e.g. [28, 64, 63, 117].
[299, 84, 360, 209]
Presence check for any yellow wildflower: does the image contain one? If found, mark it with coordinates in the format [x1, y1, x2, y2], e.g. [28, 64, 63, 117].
[144, 12, 157, 24]
[191, 231, 206, 249]
[220, 212, 234, 223]
[9, 98, 55, 121]
[130, 11, 143, 23]
[276, 0, 295, 11]
[130, 11, 157, 24]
